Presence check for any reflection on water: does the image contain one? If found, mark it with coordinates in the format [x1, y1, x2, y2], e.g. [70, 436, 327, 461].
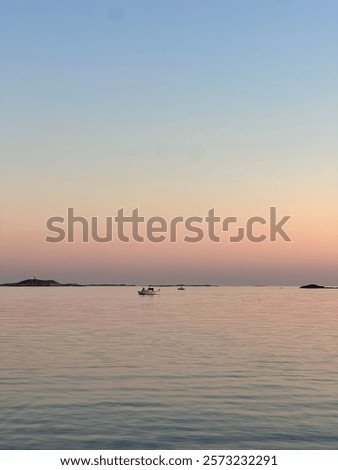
[1, 287, 338, 449]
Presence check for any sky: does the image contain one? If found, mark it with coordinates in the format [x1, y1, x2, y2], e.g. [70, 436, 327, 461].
[0, 0, 337, 285]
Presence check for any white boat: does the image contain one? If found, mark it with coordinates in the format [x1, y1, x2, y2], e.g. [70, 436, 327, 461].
[177, 286, 185, 290]
[138, 287, 160, 296]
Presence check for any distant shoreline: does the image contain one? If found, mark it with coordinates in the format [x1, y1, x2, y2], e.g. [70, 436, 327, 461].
[1, 279, 337, 288]
[0, 278, 218, 288]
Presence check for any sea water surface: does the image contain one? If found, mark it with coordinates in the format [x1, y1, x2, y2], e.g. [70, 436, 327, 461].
[0, 286, 338, 449]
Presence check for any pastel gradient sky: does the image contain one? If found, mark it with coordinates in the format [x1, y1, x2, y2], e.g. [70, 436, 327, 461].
[0, 0, 337, 284]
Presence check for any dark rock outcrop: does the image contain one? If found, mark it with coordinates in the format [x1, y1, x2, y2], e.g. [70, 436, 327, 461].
[1, 278, 80, 287]
[300, 284, 325, 289]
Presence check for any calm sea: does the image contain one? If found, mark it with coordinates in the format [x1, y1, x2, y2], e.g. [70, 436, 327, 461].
[0, 286, 337, 449]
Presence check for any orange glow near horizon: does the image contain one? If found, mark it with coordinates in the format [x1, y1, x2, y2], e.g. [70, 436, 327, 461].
[1, 198, 337, 285]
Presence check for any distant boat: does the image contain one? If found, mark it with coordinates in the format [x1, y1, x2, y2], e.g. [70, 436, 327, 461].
[138, 287, 160, 296]
[177, 286, 185, 291]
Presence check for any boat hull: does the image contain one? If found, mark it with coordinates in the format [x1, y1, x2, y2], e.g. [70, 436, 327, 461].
[138, 291, 158, 296]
